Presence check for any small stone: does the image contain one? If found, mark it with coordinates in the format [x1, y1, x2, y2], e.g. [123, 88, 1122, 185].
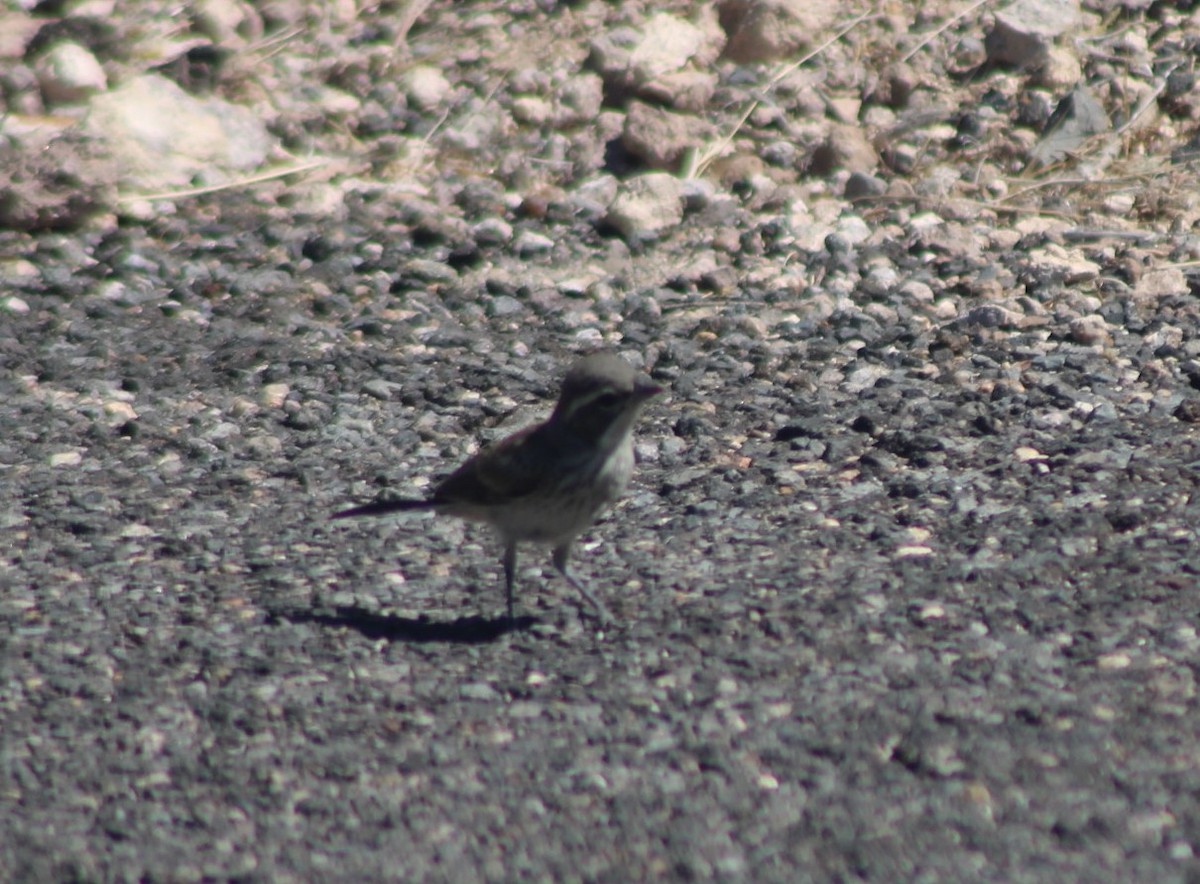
[761, 141, 798, 168]
[897, 281, 934, 303]
[827, 96, 862, 124]
[1035, 45, 1083, 89]
[1069, 314, 1109, 345]
[1173, 400, 1200, 424]
[192, 0, 263, 44]
[963, 304, 1018, 328]
[244, 435, 283, 459]
[756, 772, 780, 790]
[605, 173, 684, 241]
[261, 383, 289, 408]
[810, 124, 878, 175]
[35, 42, 107, 104]
[1135, 268, 1187, 300]
[986, 0, 1083, 68]
[721, 0, 838, 63]
[511, 96, 554, 125]
[1096, 651, 1132, 670]
[403, 65, 452, 110]
[556, 74, 603, 123]
[472, 218, 513, 246]
[844, 171, 887, 199]
[513, 231, 554, 256]
[489, 295, 524, 316]
[404, 259, 458, 284]
[0, 260, 39, 280]
[1026, 243, 1101, 282]
[104, 400, 138, 424]
[459, 682, 501, 701]
[1128, 811, 1176, 844]
[641, 69, 718, 113]
[630, 13, 715, 80]
[621, 100, 713, 170]
[362, 379, 393, 400]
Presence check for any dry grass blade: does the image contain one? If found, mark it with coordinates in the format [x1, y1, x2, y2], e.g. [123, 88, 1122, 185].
[116, 158, 332, 203]
[900, 0, 996, 64]
[690, 11, 879, 180]
[396, 0, 435, 47]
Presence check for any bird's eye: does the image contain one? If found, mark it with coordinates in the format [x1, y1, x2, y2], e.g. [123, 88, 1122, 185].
[593, 392, 622, 409]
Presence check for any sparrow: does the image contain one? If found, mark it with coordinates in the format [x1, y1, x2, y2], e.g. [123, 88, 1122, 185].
[333, 353, 663, 623]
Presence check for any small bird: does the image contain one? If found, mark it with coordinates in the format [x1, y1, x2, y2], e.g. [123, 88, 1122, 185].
[333, 353, 663, 623]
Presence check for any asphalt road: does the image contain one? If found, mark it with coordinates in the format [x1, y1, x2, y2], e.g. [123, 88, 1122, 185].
[5, 203, 1200, 882]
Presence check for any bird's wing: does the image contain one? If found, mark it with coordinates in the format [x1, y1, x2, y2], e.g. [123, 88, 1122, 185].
[433, 424, 552, 507]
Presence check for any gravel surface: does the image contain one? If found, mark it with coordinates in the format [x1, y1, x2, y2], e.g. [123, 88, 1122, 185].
[5, 0, 1200, 880]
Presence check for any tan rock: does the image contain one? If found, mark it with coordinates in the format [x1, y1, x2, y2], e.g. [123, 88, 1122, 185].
[720, 0, 838, 63]
[605, 173, 684, 241]
[1134, 267, 1188, 300]
[809, 124, 878, 175]
[621, 100, 713, 170]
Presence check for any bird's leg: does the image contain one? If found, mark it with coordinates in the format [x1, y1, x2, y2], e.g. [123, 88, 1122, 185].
[503, 542, 517, 623]
[552, 543, 614, 624]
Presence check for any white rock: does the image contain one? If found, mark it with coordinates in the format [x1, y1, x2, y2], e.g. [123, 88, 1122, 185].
[628, 13, 711, 82]
[514, 231, 554, 255]
[834, 215, 872, 245]
[192, 0, 263, 44]
[605, 173, 684, 241]
[104, 400, 138, 424]
[862, 266, 899, 296]
[315, 85, 361, 116]
[555, 73, 603, 124]
[1135, 268, 1187, 300]
[843, 363, 892, 392]
[472, 217, 512, 245]
[50, 450, 84, 467]
[261, 383, 290, 408]
[0, 259, 39, 280]
[1036, 45, 1083, 89]
[36, 42, 107, 104]
[1027, 244, 1100, 283]
[511, 96, 554, 125]
[898, 281, 934, 303]
[640, 68, 717, 113]
[986, 0, 1083, 67]
[85, 74, 274, 190]
[403, 65, 452, 111]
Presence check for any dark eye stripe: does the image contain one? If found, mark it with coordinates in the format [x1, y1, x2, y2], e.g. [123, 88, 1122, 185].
[562, 386, 628, 422]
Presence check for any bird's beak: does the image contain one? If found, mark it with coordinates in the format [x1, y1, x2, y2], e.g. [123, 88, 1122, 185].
[635, 377, 664, 400]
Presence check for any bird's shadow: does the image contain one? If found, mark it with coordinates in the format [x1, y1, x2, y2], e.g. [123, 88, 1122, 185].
[270, 604, 538, 644]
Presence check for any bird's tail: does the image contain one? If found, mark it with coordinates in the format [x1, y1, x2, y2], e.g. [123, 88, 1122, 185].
[332, 498, 435, 519]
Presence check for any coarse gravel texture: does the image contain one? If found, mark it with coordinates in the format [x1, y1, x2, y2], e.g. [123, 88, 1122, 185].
[5, 0, 1200, 881]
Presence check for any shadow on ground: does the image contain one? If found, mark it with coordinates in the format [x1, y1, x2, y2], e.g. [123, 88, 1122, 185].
[269, 604, 538, 644]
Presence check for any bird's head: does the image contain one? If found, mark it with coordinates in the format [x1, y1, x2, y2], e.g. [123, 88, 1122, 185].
[552, 353, 662, 447]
